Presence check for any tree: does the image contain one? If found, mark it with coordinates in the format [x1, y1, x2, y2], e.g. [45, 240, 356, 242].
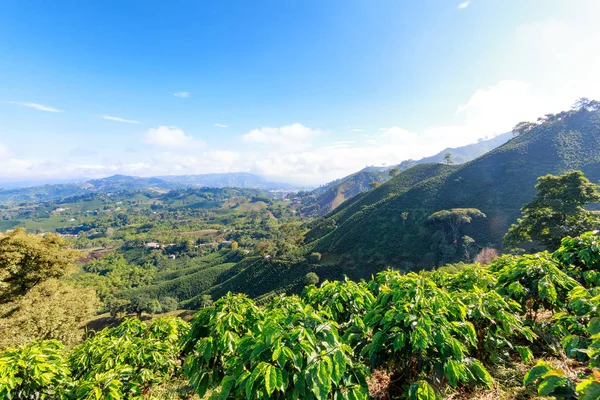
[512, 121, 536, 137]
[159, 297, 178, 313]
[428, 208, 486, 244]
[0, 279, 99, 349]
[230, 241, 239, 251]
[305, 272, 319, 285]
[369, 181, 381, 189]
[504, 171, 600, 251]
[388, 168, 400, 177]
[444, 152, 454, 165]
[199, 294, 213, 308]
[309, 252, 322, 263]
[462, 235, 477, 262]
[0, 229, 80, 302]
[572, 97, 600, 112]
[400, 211, 409, 227]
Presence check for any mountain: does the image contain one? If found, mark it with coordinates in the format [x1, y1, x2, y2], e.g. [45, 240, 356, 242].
[306, 106, 600, 270]
[157, 172, 297, 190]
[0, 175, 181, 204]
[395, 132, 512, 170]
[0, 173, 297, 205]
[300, 132, 512, 216]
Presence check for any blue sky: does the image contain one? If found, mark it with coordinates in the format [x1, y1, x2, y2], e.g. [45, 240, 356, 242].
[1, 0, 599, 186]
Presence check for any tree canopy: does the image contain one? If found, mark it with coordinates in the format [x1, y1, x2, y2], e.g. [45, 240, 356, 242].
[0, 229, 80, 302]
[428, 208, 486, 244]
[504, 171, 600, 250]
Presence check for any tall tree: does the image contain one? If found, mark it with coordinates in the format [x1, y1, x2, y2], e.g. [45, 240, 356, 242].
[512, 121, 536, 137]
[504, 171, 600, 250]
[428, 208, 486, 244]
[0, 279, 98, 349]
[388, 168, 400, 177]
[0, 229, 80, 302]
[443, 153, 454, 165]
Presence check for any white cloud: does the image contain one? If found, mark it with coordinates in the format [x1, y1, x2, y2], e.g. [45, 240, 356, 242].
[173, 91, 190, 98]
[458, 1, 470, 9]
[144, 126, 205, 149]
[102, 115, 140, 124]
[9, 101, 63, 113]
[214, 123, 228, 128]
[0, 142, 8, 157]
[242, 123, 321, 150]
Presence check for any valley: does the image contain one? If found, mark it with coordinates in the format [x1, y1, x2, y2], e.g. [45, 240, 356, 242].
[2, 102, 600, 399]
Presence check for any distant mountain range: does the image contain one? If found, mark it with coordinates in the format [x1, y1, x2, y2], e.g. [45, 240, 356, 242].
[0, 173, 297, 205]
[0, 134, 513, 206]
[305, 105, 600, 270]
[300, 132, 512, 216]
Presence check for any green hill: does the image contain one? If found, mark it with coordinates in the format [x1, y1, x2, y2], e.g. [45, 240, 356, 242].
[300, 133, 511, 217]
[307, 106, 600, 269]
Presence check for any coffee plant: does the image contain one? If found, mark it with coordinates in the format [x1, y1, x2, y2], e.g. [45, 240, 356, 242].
[0, 340, 72, 400]
[70, 317, 188, 397]
[364, 272, 493, 397]
[184, 293, 369, 399]
[495, 252, 579, 319]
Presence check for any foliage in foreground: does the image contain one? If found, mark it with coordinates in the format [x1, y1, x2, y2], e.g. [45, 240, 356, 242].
[0, 316, 189, 400]
[5, 231, 600, 399]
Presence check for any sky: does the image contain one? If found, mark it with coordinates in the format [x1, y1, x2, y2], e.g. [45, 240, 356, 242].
[1, 0, 599, 187]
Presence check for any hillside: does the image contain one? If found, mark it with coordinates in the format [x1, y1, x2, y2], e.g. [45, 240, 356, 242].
[306, 106, 600, 269]
[301, 132, 511, 216]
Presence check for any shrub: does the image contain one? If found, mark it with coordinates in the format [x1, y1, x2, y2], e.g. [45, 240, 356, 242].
[364, 272, 492, 396]
[553, 231, 600, 286]
[309, 252, 322, 262]
[183, 293, 369, 399]
[303, 278, 374, 350]
[495, 252, 580, 319]
[70, 317, 189, 397]
[305, 272, 320, 285]
[474, 248, 499, 265]
[159, 296, 179, 313]
[0, 340, 72, 399]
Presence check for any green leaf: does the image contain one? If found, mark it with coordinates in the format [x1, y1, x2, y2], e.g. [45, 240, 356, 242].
[537, 375, 569, 396]
[332, 350, 346, 383]
[523, 361, 552, 386]
[589, 318, 600, 336]
[444, 360, 461, 387]
[577, 380, 600, 400]
[263, 364, 279, 396]
[218, 375, 235, 400]
[468, 359, 493, 389]
[516, 346, 534, 364]
[407, 380, 439, 400]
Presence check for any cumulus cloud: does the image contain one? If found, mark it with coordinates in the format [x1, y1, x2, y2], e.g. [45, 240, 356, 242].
[458, 1, 470, 9]
[213, 123, 228, 128]
[173, 91, 190, 98]
[144, 126, 205, 149]
[102, 115, 140, 124]
[242, 123, 321, 150]
[9, 101, 63, 113]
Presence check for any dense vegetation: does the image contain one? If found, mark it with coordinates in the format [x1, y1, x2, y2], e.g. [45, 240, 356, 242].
[298, 133, 510, 217]
[307, 101, 600, 268]
[3, 231, 600, 399]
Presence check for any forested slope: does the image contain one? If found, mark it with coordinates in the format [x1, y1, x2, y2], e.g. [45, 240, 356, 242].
[308, 106, 600, 267]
